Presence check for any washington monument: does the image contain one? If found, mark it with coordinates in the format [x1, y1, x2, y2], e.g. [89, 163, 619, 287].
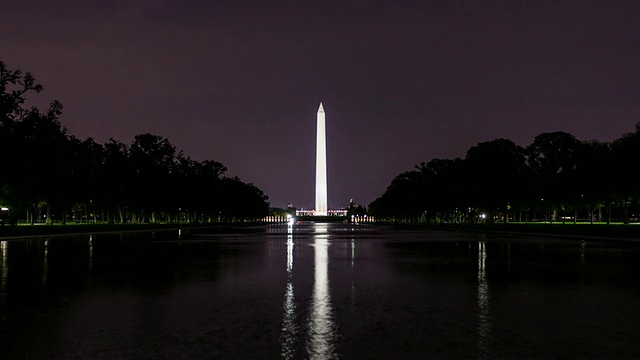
[315, 103, 328, 215]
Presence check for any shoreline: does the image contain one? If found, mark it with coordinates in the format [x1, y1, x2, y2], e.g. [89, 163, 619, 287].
[3, 222, 640, 242]
[420, 223, 640, 242]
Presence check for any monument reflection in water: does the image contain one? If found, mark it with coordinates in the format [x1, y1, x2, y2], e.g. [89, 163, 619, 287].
[280, 223, 336, 360]
[307, 223, 336, 359]
[5, 224, 640, 358]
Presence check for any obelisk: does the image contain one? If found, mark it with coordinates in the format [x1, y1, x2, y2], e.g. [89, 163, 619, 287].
[315, 103, 328, 216]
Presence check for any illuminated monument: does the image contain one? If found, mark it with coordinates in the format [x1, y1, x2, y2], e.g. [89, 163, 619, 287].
[315, 103, 328, 216]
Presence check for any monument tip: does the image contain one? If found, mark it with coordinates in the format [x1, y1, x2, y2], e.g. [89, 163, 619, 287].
[318, 102, 324, 113]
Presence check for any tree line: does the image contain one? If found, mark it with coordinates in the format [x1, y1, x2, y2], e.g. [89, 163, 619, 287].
[369, 124, 640, 224]
[0, 60, 269, 225]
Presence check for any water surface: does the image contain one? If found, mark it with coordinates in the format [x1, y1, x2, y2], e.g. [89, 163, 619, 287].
[2, 224, 640, 359]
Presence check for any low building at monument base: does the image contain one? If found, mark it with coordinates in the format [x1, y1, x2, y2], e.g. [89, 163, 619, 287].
[296, 209, 348, 217]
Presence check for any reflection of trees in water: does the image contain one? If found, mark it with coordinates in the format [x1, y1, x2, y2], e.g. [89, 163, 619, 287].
[477, 241, 491, 359]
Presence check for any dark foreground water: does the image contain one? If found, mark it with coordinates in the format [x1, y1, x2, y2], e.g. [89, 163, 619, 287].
[2, 223, 640, 359]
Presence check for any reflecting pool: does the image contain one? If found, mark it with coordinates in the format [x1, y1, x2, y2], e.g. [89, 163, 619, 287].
[2, 224, 640, 358]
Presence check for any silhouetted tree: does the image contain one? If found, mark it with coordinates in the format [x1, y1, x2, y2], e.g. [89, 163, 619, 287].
[527, 132, 584, 223]
[465, 139, 529, 223]
[610, 122, 640, 223]
[1, 59, 271, 225]
[371, 126, 639, 225]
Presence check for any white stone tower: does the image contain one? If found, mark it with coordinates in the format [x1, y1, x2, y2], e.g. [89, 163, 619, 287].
[315, 103, 328, 216]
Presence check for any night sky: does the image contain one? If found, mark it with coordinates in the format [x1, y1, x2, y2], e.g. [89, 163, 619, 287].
[2, 1, 639, 209]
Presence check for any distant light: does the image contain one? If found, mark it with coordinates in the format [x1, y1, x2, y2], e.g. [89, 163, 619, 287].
[1, 207, 8, 211]
[287, 214, 292, 219]
[480, 214, 486, 219]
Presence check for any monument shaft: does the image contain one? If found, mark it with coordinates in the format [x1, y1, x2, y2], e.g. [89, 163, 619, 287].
[315, 103, 328, 215]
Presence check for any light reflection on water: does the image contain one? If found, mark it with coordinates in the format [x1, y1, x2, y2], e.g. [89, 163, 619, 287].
[89, 235, 93, 275]
[307, 223, 336, 360]
[477, 240, 491, 358]
[286, 226, 294, 273]
[2, 226, 640, 358]
[350, 237, 356, 307]
[1, 241, 7, 301]
[351, 238, 355, 268]
[280, 224, 297, 359]
[42, 239, 48, 287]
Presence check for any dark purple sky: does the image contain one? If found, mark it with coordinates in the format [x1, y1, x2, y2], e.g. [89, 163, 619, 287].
[2, 1, 640, 209]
